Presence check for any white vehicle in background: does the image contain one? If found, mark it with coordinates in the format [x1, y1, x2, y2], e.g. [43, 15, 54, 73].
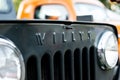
[73, 0, 120, 21]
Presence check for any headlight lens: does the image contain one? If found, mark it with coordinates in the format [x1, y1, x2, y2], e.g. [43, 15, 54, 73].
[0, 38, 25, 80]
[98, 31, 118, 70]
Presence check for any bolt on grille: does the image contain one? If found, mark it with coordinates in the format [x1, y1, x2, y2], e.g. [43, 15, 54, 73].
[26, 46, 95, 80]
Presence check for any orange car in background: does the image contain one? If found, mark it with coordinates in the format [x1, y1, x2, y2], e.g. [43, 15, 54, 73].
[73, 0, 120, 58]
[17, 0, 76, 21]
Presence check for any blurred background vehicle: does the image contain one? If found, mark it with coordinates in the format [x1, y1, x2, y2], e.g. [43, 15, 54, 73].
[0, 0, 16, 19]
[74, 0, 120, 21]
[16, 0, 76, 21]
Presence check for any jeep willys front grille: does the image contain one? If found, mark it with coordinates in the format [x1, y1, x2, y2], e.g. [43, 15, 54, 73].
[19, 21, 117, 80]
[26, 46, 95, 80]
[3, 21, 115, 80]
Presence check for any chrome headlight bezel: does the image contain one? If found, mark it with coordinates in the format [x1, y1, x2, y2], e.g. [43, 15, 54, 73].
[97, 31, 118, 70]
[0, 38, 25, 80]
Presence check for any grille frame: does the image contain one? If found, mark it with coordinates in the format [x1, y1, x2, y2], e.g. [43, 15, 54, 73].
[0, 20, 118, 80]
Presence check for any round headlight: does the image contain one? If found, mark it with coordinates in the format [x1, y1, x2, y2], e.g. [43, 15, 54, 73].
[97, 31, 118, 70]
[0, 38, 25, 80]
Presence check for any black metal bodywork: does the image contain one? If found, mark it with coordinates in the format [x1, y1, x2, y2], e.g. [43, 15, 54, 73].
[0, 20, 118, 80]
[0, 0, 119, 80]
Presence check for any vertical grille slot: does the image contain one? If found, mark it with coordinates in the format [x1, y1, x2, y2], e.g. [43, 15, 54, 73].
[27, 56, 38, 80]
[26, 46, 96, 80]
[41, 54, 51, 80]
[64, 50, 73, 80]
[54, 51, 63, 80]
[82, 47, 89, 80]
[74, 49, 82, 80]
[90, 46, 95, 80]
